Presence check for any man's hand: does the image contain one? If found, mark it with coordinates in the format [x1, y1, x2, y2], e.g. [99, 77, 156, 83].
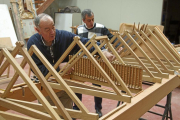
[102, 47, 123, 62]
[102, 51, 115, 62]
[59, 62, 74, 74]
[117, 47, 123, 53]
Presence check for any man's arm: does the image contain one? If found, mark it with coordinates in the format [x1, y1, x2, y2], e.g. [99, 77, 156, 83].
[75, 27, 116, 61]
[102, 27, 114, 40]
[27, 38, 60, 76]
[102, 27, 120, 48]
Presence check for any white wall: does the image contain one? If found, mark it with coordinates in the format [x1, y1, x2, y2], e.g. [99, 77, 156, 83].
[1, 0, 163, 31]
[0, 0, 11, 7]
[50, 0, 163, 30]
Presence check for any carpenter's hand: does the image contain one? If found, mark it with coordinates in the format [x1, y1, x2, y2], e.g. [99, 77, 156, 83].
[117, 47, 123, 53]
[59, 62, 74, 74]
[102, 51, 115, 62]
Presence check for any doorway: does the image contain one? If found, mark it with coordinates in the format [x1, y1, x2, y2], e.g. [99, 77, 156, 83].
[161, 0, 180, 44]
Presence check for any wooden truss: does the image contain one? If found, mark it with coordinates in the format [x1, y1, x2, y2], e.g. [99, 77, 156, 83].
[0, 23, 180, 120]
[0, 37, 135, 119]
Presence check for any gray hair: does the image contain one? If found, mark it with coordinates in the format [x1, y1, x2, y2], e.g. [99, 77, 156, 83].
[34, 13, 52, 27]
[81, 9, 94, 20]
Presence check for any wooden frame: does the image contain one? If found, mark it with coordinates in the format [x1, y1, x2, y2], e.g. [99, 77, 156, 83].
[111, 24, 180, 83]
[0, 37, 15, 81]
[36, 0, 54, 15]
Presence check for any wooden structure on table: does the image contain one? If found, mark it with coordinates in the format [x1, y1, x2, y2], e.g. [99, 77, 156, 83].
[118, 23, 180, 77]
[0, 37, 136, 119]
[0, 23, 180, 120]
[100, 23, 180, 119]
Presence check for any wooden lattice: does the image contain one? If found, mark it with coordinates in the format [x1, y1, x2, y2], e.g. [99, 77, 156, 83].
[69, 55, 142, 90]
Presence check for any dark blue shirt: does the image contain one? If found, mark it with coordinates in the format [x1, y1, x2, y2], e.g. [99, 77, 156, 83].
[27, 29, 103, 76]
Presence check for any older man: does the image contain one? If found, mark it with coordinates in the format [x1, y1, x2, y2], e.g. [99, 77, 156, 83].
[27, 13, 115, 114]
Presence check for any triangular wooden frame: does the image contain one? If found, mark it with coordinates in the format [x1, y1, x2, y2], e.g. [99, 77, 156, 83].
[105, 24, 180, 83]
[29, 35, 134, 99]
[0, 36, 136, 119]
[0, 42, 71, 119]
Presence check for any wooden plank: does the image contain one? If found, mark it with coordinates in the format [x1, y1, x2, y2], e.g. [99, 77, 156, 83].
[148, 29, 179, 64]
[0, 83, 60, 111]
[0, 111, 39, 120]
[0, 110, 39, 120]
[36, 0, 54, 15]
[70, 75, 141, 93]
[154, 27, 180, 62]
[0, 98, 52, 119]
[7, 98, 98, 120]
[140, 31, 176, 69]
[1, 56, 27, 98]
[49, 82, 131, 102]
[133, 30, 170, 72]
[0, 46, 19, 77]
[10, 1, 24, 41]
[35, 1, 44, 4]
[115, 33, 156, 78]
[125, 31, 165, 77]
[0, 37, 14, 79]
[0, 37, 13, 47]
[100, 75, 180, 120]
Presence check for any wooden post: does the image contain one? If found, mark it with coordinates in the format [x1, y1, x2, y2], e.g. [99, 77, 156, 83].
[10, 0, 24, 41]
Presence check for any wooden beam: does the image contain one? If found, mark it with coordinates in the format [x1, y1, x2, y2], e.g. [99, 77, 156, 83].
[0, 111, 39, 120]
[36, 0, 54, 15]
[10, 0, 24, 41]
[0, 98, 52, 119]
[100, 75, 180, 120]
[49, 82, 131, 102]
[7, 98, 98, 120]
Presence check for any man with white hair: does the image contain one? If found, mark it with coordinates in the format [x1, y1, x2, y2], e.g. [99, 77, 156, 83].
[27, 13, 115, 113]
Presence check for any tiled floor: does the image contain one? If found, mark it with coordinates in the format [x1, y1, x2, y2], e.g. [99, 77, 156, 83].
[0, 57, 180, 120]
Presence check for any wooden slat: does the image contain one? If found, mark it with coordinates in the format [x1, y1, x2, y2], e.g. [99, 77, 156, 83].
[0, 111, 39, 120]
[36, 0, 54, 15]
[0, 98, 52, 119]
[10, 1, 24, 41]
[7, 98, 98, 120]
